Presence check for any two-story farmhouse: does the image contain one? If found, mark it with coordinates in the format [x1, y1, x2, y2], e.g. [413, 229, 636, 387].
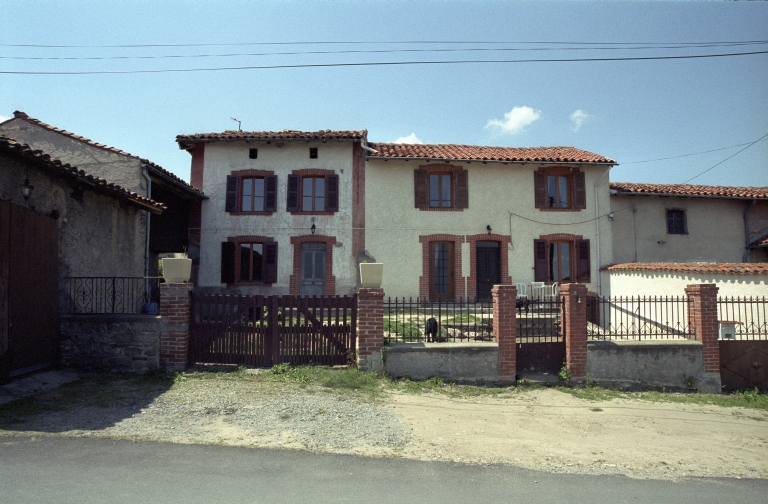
[175, 130, 368, 295]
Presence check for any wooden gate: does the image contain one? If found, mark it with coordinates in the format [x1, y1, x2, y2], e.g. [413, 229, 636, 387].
[189, 293, 357, 367]
[719, 341, 768, 391]
[515, 298, 565, 377]
[0, 200, 59, 381]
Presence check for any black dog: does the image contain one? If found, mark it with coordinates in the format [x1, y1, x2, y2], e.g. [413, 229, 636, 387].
[424, 317, 439, 342]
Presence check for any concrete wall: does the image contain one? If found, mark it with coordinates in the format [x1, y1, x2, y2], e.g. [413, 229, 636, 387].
[610, 194, 768, 264]
[365, 160, 613, 297]
[59, 315, 161, 373]
[198, 141, 358, 294]
[383, 342, 499, 382]
[608, 271, 767, 298]
[587, 340, 704, 391]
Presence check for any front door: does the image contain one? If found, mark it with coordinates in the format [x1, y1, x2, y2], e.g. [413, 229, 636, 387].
[476, 241, 500, 301]
[300, 242, 326, 296]
[429, 242, 454, 301]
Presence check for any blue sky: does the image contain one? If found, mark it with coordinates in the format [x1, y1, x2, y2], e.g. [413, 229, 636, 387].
[1, 1, 766, 188]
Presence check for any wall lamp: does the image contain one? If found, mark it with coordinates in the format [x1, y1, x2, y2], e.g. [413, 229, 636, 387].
[486, 224, 492, 235]
[20, 174, 34, 203]
[576, 293, 583, 304]
[310, 223, 316, 235]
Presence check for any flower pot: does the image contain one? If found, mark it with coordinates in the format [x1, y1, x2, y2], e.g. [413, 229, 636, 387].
[359, 262, 383, 288]
[162, 257, 192, 283]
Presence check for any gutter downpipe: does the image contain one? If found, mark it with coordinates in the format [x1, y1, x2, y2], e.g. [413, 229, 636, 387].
[141, 165, 152, 284]
[743, 199, 756, 262]
[594, 166, 611, 297]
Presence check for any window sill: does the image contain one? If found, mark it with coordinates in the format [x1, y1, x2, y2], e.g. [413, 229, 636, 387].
[288, 210, 337, 216]
[228, 211, 275, 216]
[417, 206, 464, 212]
[538, 207, 582, 212]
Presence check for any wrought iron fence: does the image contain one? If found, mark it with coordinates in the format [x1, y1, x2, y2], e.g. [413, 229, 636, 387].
[587, 296, 693, 340]
[384, 297, 493, 343]
[718, 296, 767, 341]
[516, 298, 563, 342]
[63, 277, 162, 315]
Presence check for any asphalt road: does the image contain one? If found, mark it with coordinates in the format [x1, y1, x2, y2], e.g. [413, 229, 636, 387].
[1, 436, 764, 504]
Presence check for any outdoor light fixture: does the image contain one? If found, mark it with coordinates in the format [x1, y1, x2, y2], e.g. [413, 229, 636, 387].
[576, 293, 583, 304]
[486, 224, 492, 235]
[20, 175, 33, 203]
[310, 223, 316, 235]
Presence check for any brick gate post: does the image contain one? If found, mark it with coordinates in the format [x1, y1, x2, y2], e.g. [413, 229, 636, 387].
[561, 283, 588, 380]
[159, 282, 193, 372]
[492, 284, 517, 382]
[357, 288, 384, 372]
[685, 284, 721, 393]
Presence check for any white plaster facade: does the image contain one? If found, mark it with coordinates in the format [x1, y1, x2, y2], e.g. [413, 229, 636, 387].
[608, 270, 767, 298]
[364, 160, 614, 298]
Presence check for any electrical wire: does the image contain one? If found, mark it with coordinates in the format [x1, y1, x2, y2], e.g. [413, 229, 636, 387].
[682, 132, 768, 184]
[621, 138, 768, 165]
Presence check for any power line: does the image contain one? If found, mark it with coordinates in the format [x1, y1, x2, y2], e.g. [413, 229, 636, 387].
[2, 49, 766, 75]
[682, 133, 768, 184]
[621, 138, 768, 165]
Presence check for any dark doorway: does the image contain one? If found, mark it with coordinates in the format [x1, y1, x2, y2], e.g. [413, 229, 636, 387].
[476, 241, 500, 301]
[300, 242, 326, 296]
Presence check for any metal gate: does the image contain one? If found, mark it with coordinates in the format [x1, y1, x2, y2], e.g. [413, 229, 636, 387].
[719, 341, 768, 391]
[0, 200, 59, 380]
[515, 297, 565, 377]
[189, 293, 357, 367]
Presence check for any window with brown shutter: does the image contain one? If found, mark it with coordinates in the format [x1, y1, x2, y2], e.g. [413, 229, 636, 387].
[226, 170, 276, 215]
[414, 165, 467, 211]
[287, 171, 340, 214]
[576, 239, 591, 283]
[221, 238, 277, 285]
[534, 167, 586, 211]
[533, 237, 591, 284]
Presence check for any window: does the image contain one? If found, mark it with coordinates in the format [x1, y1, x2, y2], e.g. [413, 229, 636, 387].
[225, 172, 277, 213]
[414, 165, 468, 211]
[534, 238, 590, 283]
[286, 172, 339, 213]
[221, 239, 277, 284]
[309, 147, 318, 159]
[666, 209, 687, 234]
[430, 242, 455, 300]
[249, 148, 258, 159]
[534, 169, 586, 210]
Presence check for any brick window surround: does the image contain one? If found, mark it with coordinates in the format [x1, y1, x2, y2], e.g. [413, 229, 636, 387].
[287, 168, 338, 216]
[534, 166, 586, 212]
[226, 169, 276, 215]
[419, 234, 465, 300]
[414, 164, 468, 212]
[224, 234, 276, 286]
[536, 233, 590, 284]
[465, 233, 512, 300]
[289, 234, 336, 295]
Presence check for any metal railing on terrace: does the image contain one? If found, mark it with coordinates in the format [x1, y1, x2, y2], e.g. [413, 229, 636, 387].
[587, 295, 693, 340]
[62, 277, 162, 315]
[717, 296, 768, 340]
[384, 297, 494, 344]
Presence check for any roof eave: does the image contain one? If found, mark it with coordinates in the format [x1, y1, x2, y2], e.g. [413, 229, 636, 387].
[365, 156, 616, 166]
[612, 191, 766, 201]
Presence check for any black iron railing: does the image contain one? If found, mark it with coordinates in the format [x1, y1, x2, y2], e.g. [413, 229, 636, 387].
[718, 296, 768, 341]
[516, 298, 563, 342]
[63, 277, 162, 315]
[384, 297, 494, 343]
[587, 296, 693, 340]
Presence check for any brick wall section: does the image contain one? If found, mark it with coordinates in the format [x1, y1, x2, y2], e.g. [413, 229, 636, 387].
[561, 283, 588, 379]
[159, 282, 193, 372]
[492, 284, 517, 381]
[685, 283, 720, 373]
[356, 288, 384, 370]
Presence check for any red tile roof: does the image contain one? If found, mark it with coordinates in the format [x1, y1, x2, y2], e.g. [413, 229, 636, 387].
[610, 182, 768, 200]
[603, 262, 768, 275]
[6, 111, 204, 197]
[176, 129, 368, 149]
[367, 144, 616, 164]
[0, 135, 166, 214]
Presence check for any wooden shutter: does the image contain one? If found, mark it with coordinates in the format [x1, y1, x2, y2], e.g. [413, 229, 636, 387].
[414, 169, 428, 209]
[263, 241, 278, 284]
[455, 169, 468, 209]
[325, 174, 339, 212]
[264, 175, 277, 212]
[225, 175, 239, 212]
[573, 172, 587, 209]
[534, 171, 547, 209]
[286, 174, 300, 212]
[534, 239, 548, 282]
[220, 241, 236, 284]
[576, 239, 591, 283]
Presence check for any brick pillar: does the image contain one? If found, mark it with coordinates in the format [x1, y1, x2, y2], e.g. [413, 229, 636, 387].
[685, 284, 721, 393]
[561, 283, 588, 380]
[492, 284, 517, 382]
[357, 288, 384, 372]
[159, 282, 193, 372]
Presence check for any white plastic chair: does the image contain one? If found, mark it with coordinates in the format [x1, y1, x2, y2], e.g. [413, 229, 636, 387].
[529, 282, 545, 299]
[550, 283, 560, 301]
[515, 283, 528, 299]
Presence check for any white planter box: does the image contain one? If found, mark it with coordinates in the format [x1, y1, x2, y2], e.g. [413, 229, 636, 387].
[359, 263, 383, 288]
[162, 257, 192, 283]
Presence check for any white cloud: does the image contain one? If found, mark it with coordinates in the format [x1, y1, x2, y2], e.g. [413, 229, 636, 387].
[0, 115, 10, 123]
[393, 133, 423, 144]
[570, 110, 590, 132]
[485, 106, 541, 135]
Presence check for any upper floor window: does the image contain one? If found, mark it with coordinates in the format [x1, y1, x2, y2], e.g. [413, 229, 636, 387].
[666, 209, 687, 234]
[225, 171, 277, 214]
[414, 165, 468, 211]
[287, 171, 339, 214]
[534, 168, 586, 211]
[302, 177, 325, 212]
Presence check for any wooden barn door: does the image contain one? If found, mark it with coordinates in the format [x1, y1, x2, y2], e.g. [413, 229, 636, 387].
[0, 201, 59, 380]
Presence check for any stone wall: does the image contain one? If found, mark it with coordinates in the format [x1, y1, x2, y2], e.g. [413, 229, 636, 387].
[384, 342, 498, 382]
[60, 315, 161, 373]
